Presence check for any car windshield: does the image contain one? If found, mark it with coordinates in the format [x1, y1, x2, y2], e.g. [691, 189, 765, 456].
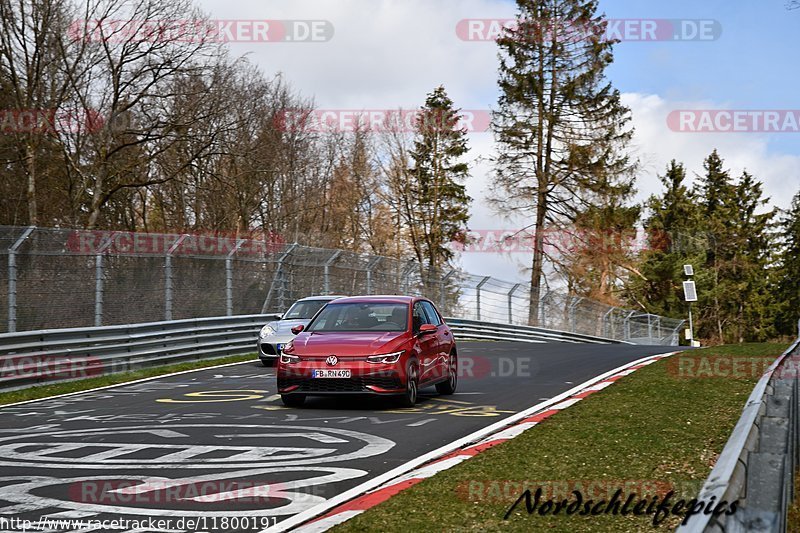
[282, 300, 330, 320]
[306, 302, 409, 332]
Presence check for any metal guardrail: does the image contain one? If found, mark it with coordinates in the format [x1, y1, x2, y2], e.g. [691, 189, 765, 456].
[0, 314, 631, 392]
[0, 314, 279, 391]
[445, 318, 629, 345]
[678, 324, 800, 533]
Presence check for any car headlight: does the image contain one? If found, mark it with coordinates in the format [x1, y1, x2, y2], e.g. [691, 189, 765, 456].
[366, 351, 403, 364]
[259, 324, 276, 338]
[280, 353, 300, 364]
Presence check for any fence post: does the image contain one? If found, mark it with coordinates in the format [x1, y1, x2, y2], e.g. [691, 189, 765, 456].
[164, 235, 188, 321]
[324, 250, 342, 295]
[7, 226, 35, 333]
[539, 290, 551, 327]
[569, 297, 583, 333]
[366, 257, 383, 295]
[440, 270, 456, 311]
[476, 276, 491, 321]
[623, 311, 635, 342]
[603, 306, 617, 340]
[508, 284, 521, 324]
[225, 239, 245, 316]
[402, 261, 417, 295]
[262, 243, 298, 314]
[93, 234, 114, 327]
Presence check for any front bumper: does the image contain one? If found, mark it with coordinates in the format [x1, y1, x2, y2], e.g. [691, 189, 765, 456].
[278, 367, 405, 395]
[257, 335, 295, 360]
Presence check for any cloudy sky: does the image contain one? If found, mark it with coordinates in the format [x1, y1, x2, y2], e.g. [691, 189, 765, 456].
[196, 0, 800, 282]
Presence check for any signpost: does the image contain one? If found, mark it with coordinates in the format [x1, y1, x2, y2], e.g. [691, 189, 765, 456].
[683, 265, 699, 347]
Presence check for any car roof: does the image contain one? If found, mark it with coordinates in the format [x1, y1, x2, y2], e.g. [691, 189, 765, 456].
[296, 295, 346, 302]
[326, 295, 419, 304]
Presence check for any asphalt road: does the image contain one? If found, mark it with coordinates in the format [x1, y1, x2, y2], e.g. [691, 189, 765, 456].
[0, 341, 676, 533]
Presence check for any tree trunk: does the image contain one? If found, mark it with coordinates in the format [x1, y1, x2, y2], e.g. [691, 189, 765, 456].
[25, 142, 38, 225]
[528, 190, 548, 326]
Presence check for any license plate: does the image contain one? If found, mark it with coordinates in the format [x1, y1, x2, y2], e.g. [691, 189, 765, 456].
[276, 344, 283, 353]
[312, 369, 352, 379]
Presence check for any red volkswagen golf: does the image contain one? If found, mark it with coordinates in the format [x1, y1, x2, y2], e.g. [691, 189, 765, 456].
[277, 296, 457, 407]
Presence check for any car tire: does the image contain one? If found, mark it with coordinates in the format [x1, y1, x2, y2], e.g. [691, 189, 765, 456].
[281, 394, 305, 407]
[436, 352, 458, 395]
[260, 358, 275, 368]
[399, 366, 418, 408]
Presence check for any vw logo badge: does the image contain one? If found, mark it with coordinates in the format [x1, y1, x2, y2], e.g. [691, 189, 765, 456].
[326, 355, 339, 366]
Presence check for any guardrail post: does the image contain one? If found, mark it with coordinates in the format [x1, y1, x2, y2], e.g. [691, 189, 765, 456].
[508, 284, 521, 324]
[366, 257, 383, 295]
[164, 235, 188, 321]
[323, 250, 342, 295]
[476, 276, 491, 321]
[7, 226, 34, 333]
[225, 239, 245, 316]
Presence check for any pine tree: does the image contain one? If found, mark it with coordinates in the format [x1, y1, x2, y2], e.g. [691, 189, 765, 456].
[404, 86, 472, 274]
[694, 150, 737, 342]
[692, 151, 776, 343]
[491, 0, 635, 325]
[775, 190, 800, 336]
[628, 161, 704, 318]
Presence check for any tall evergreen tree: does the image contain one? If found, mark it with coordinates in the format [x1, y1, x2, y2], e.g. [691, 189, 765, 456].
[628, 161, 704, 317]
[692, 152, 776, 343]
[775, 190, 800, 336]
[491, 0, 635, 325]
[400, 86, 472, 274]
[694, 150, 737, 341]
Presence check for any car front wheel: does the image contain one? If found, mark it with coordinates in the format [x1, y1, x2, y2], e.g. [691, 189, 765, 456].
[436, 352, 457, 395]
[399, 366, 418, 408]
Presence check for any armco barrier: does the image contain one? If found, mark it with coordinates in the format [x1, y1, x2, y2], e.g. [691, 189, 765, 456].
[0, 314, 279, 391]
[0, 315, 630, 392]
[678, 323, 800, 533]
[444, 317, 629, 345]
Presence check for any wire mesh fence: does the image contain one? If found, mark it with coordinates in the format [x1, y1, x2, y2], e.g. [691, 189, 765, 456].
[0, 226, 684, 344]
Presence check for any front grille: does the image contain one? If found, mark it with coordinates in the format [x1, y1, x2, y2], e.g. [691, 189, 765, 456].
[279, 373, 403, 393]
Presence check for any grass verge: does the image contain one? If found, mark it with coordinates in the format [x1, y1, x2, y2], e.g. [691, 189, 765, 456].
[0, 354, 259, 406]
[334, 344, 788, 532]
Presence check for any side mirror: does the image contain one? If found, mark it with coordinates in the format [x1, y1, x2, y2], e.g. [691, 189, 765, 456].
[418, 324, 437, 336]
[291, 325, 305, 335]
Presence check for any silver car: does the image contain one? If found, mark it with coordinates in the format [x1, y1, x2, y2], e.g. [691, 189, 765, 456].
[257, 296, 345, 366]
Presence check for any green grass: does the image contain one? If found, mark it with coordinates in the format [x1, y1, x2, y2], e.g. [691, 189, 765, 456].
[334, 344, 788, 532]
[0, 354, 259, 406]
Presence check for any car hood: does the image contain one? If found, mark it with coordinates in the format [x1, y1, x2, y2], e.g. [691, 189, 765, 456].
[291, 331, 406, 356]
[268, 319, 310, 334]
